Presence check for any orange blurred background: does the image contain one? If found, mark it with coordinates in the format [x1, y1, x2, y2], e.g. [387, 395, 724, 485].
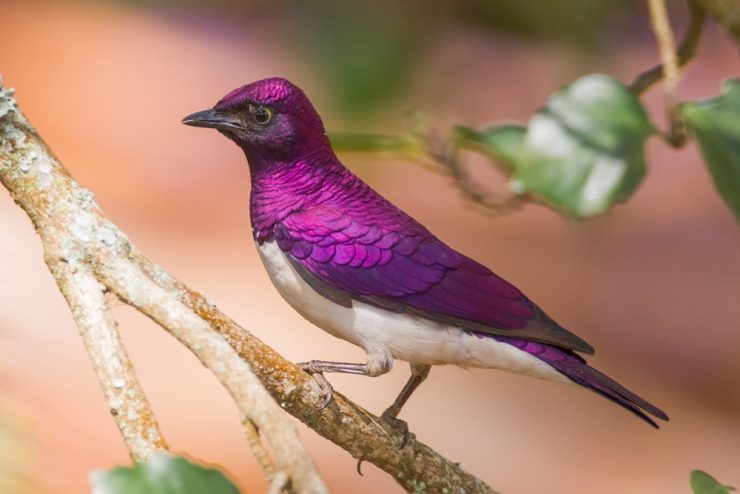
[1, 1, 739, 493]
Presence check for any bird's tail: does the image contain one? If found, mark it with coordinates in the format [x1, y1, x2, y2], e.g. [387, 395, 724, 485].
[496, 336, 669, 427]
[544, 350, 669, 428]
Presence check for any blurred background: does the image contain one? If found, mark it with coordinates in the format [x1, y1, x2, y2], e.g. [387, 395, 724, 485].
[1, 0, 739, 492]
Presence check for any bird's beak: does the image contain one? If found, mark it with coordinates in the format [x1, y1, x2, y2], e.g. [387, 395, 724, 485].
[181, 108, 244, 131]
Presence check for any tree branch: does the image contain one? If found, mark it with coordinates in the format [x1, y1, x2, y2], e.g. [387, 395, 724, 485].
[51, 261, 168, 461]
[131, 250, 497, 494]
[0, 86, 167, 462]
[97, 256, 327, 494]
[0, 81, 497, 493]
[242, 418, 278, 480]
[0, 82, 326, 494]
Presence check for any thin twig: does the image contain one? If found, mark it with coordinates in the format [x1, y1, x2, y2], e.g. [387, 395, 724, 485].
[445, 157, 524, 216]
[645, 0, 694, 146]
[429, 131, 524, 216]
[630, 0, 705, 95]
[267, 471, 290, 494]
[51, 263, 168, 462]
[333, 130, 525, 216]
[0, 85, 167, 462]
[648, 0, 680, 148]
[648, 0, 681, 98]
[242, 418, 277, 480]
[0, 82, 496, 494]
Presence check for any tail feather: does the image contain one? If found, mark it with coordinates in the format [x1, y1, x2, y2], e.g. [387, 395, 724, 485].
[548, 357, 669, 428]
[493, 335, 669, 427]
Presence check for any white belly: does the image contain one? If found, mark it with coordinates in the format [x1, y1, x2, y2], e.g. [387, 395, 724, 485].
[257, 240, 568, 383]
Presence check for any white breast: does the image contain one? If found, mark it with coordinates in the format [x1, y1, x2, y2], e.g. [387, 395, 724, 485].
[257, 240, 568, 383]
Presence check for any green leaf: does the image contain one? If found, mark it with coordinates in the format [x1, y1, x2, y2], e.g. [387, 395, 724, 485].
[690, 470, 735, 494]
[682, 79, 740, 221]
[90, 454, 241, 494]
[453, 75, 653, 217]
[453, 125, 526, 172]
[512, 73, 653, 217]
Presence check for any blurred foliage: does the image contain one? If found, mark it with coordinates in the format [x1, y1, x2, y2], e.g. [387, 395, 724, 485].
[332, 72, 740, 220]
[694, 0, 740, 41]
[333, 74, 654, 218]
[683, 78, 740, 221]
[690, 470, 735, 494]
[454, 0, 633, 43]
[456, 74, 652, 216]
[291, 0, 638, 114]
[453, 125, 525, 172]
[111, 0, 740, 220]
[91, 454, 241, 494]
[116, 0, 642, 114]
[296, 0, 427, 114]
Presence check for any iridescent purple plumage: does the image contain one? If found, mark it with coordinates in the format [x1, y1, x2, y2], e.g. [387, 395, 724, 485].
[183, 77, 668, 428]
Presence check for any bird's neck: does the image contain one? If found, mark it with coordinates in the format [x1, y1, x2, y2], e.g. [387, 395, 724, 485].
[247, 147, 351, 242]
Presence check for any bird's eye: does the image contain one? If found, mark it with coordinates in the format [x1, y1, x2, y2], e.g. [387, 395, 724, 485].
[254, 106, 272, 125]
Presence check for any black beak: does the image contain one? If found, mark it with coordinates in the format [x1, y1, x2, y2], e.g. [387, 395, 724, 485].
[181, 108, 244, 131]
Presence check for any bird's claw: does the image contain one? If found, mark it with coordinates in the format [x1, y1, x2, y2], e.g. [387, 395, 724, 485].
[297, 361, 334, 409]
[356, 412, 412, 476]
[381, 409, 413, 449]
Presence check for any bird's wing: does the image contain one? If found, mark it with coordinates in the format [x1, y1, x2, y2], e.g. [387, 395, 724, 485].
[273, 205, 594, 354]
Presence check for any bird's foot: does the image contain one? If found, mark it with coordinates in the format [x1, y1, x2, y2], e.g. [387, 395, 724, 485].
[297, 361, 334, 409]
[355, 411, 412, 475]
[381, 408, 413, 449]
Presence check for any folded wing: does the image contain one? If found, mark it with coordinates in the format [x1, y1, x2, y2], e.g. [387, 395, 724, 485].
[273, 205, 594, 355]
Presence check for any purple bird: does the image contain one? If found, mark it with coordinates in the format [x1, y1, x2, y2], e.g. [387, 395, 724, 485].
[182, 77, 668, 439]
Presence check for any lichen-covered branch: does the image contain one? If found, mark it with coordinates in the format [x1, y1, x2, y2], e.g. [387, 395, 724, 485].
[0, 81, 496, 493]
[52, 262, 168, 461]
[96, 256, 327, 494]
[0, 86, 166, 461]
[242, 418, 278, 480]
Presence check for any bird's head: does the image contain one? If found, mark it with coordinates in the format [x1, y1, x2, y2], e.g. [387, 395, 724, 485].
[182, 77, 329, 162]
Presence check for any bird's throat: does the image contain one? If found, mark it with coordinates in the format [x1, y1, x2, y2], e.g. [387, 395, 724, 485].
[248, 155, 348, 242]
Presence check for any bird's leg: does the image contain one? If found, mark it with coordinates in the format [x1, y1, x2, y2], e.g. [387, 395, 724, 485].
[297, 355, 392, 409]
[382, 363, 431, 420]
[381, 363, 431, 448]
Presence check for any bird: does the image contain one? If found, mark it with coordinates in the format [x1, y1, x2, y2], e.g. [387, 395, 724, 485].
[182, 77, 668, 441]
